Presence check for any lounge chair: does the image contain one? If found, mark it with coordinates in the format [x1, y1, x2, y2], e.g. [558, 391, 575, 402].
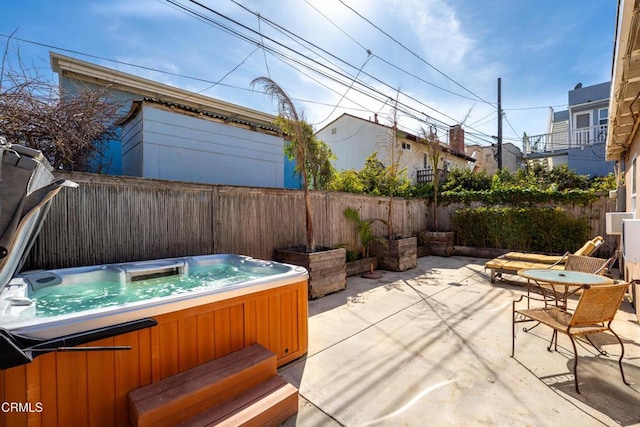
[484, 237, 605, 284]
[500, 236, 604, 264]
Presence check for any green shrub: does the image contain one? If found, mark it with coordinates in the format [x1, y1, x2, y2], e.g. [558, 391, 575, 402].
[442, 169, 492, 192]
[452, 207, 590, 252]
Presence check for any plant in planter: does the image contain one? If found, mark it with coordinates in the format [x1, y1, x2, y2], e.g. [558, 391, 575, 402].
[367, 96, 417, 271]
[252, 77, 345, 299]
[417, 125, 454, 256]
[342, 206, 384, 276]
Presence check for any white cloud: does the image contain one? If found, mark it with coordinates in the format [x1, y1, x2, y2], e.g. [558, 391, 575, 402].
[393, 0, 474, 67]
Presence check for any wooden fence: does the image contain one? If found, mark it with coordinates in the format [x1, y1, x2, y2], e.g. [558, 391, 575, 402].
[23, 171, 616, 270]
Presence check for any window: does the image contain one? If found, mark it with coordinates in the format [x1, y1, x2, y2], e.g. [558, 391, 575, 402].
[402, 142, 411, 150]
[596, 108, 609, 142]
[331, 128, 337, 135]
[598, 108, 608, 126]
[423, 153, 428, 169]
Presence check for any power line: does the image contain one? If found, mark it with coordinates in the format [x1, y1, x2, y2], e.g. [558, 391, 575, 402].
[173, 0, 501, 142]
[309, 53, 373, 126]
[503, 112, 521, 139]
[183, 0, 461, 130]
[336, 0, 493, 106]
[297, 0, 482, 103]
[224, 0, 458, 128]
[1, 4, 497, 145]
[0, 32, 376, 116]
[503, 104, 567, 111]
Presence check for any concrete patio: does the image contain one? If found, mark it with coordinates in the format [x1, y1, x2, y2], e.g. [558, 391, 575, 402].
[280, 256, 640, 426]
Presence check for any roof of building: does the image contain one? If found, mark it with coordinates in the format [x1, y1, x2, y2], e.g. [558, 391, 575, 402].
[553, 110, 569, 122]
[116, 98, 280, 133]
[49, 51, 278, 130]
[568, 81, 610, 106]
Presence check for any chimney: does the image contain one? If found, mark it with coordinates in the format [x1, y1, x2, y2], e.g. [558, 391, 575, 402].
[449, 125, 464, 154]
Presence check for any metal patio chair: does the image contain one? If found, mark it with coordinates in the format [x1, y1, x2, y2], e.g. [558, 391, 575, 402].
[512, 281, 630, 394]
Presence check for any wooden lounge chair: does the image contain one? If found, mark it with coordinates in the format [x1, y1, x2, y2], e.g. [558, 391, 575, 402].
[512, 282, 630, 394]
[484, 239, 607, 284]
[485, 258, 565, 284]
[500, 236, 604, 264]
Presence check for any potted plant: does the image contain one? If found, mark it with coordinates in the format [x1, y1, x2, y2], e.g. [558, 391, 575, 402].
[342, 207, 384, 276]
[367, 96, 417, 271]
[417, 125, 455, 256]
[252, 77, 345, 299]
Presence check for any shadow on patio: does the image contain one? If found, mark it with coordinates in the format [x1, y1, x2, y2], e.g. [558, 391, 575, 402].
[280, 256, 640, 426]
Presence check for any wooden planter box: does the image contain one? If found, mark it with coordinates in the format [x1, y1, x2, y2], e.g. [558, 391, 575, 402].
[369, 237, 417, 272]
[345, 256, 378, 277]
[418, 231, 455, 257]
[273, 247, 346, 299]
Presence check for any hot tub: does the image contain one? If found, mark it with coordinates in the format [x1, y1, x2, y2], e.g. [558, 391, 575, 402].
[0, 254, 309, 426]
[1, 254, 308, 340]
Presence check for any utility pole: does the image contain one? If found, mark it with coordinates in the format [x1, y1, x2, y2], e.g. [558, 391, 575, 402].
[497, 77, 503, 170]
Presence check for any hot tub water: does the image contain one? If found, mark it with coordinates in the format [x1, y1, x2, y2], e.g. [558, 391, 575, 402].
[30, 263, 276, 317]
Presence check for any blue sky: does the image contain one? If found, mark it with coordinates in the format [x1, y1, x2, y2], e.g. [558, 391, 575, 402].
[1, 0, 616, 148]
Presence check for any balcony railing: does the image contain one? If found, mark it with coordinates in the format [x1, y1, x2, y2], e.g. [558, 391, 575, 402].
[523, 124, 607, 156]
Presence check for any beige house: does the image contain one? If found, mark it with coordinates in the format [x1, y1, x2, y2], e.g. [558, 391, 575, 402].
[605, 0, 640, 318]
[465, 142, 522, 174]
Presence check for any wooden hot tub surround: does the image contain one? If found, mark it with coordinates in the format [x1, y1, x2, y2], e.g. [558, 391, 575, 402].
[0, 279, 308, 427]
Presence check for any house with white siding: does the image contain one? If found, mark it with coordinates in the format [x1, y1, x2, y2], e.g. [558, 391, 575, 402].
[316, 113, 475, 184]
[50, 52, 296, 188]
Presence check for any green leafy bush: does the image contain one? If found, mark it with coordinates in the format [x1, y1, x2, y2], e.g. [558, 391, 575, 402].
[329, 152, 412, 197]
[442, 169, 492, 192]
[452, 207, 590, 252]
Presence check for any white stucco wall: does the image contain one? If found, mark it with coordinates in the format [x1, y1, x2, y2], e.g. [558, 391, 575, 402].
[317, 116, 388, 171]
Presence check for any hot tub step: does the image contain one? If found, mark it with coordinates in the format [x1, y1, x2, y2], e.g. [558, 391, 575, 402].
[128, 344, 277, 427]
[178, 375, 298, 427]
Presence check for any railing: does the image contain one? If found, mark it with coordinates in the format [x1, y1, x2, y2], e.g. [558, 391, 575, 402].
[416, 167, 448, 184]
[523, 124, 607, 156]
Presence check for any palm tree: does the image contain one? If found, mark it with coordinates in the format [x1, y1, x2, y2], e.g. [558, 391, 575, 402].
[420, 125, 445, 230]
[251, 77, 315, 251]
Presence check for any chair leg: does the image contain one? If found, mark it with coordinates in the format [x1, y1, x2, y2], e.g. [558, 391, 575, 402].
[568, 334, 581, 394]
[511, 305, 515, 357]
[547, 330, 558, 352]
[608, 326, 630, 386]
[583, 335, 607, 356]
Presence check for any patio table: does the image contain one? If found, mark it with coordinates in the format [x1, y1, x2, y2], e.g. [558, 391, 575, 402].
[517, 269, 614, 308]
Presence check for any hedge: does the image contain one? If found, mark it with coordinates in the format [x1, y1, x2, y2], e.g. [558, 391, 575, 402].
[452, 207, 590, 253]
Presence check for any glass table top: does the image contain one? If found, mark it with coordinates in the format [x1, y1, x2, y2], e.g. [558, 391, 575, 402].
[517, 269, 614, 286]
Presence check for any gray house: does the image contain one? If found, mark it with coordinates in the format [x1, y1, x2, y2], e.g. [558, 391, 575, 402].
[117, 99, 285, 187]
[524, 82, 614, 177]
[50, 52, 296, 188]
